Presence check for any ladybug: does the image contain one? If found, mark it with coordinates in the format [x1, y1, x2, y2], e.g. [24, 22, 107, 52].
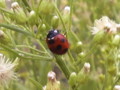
[46, 29, 69, 55]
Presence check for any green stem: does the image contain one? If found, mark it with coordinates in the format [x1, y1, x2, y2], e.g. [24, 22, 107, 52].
[0, 23, 33, 37]
[75, 43, 97, 65]
[54, 55, 71, 79]
[69, 0, 79, 42]
[68, 51, 78, 72]
[0, 44, 51, 61]
[0, 7, 13, 14]
[102, 59, 108, 90]
[37, 40, 51, 57]
[54, 4, 67, 31]
[22, 0, 31, 12]
[28, 78, 43, 90]
[91, 55, 96, 71]
[16, 49, 51, 59]
[16, 45, 47, 54]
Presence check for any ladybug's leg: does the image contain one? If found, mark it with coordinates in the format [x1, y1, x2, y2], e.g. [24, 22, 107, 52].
[63, 32, 67, 37]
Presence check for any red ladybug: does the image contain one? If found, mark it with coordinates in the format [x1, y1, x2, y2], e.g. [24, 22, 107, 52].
[46, 29, 69, 55]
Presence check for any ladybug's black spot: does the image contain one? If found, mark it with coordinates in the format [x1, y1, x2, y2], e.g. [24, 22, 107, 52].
[63, 48, 68, 52]
[48, 40, 55, 44]
[56, 45, 62, 50]
[61, 39, 65, 43]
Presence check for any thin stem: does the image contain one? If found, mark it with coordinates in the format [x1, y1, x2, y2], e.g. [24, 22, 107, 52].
[91, 55, 96, 71]
[0, 7, 13, 14]
[22, 0, 31, 12]
[54, 4, 67, 31]
[37, 0, 43, 10]
[16, 49, 51, 59]
[16, 45, 47, 54]
[54, 55, 71, 79]
[0, 23, 33, 37]
[68, 51, 78, 72]
[0, 44, 51, 61]
[102, 59, 108, 90]
[36, 40, 51, 57]
[75, 43, 97, 65]
[69, 0, 79, 42]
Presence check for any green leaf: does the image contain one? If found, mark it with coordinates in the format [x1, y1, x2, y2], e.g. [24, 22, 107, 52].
[29, 78, 43, 90]
[0, 7, 13, 14]
[0, 23, 33, 37]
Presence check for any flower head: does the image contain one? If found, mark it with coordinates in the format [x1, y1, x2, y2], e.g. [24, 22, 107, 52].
[0, 54, 17, 86]
[11, 2, 27, 23]
[91, 16, 120, 35]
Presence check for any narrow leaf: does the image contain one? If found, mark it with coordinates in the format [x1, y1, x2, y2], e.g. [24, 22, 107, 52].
[0, 7, 13, 14]
[29, 78, 43, 89]
[0, 23, 33, 37]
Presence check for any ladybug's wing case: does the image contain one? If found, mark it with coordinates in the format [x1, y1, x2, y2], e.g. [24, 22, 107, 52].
[46, 34, 69, 55]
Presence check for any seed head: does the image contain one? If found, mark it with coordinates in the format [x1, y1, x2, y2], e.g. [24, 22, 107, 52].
[0, 54, 17, 86]
[91, 16, 119, 35]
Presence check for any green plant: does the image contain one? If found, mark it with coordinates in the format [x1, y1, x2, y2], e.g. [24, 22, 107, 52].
[0, 0, 120, 90]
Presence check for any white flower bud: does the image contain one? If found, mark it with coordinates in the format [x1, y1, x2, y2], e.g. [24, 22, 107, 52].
[0, 53, 3, 57]
[48, 71, 56, 82]
[64, 6, 70, 14]
[43, 86, 46, 90]
[69, 72, 77, 86]
[51, 16, 59, 28]
[83, 62, 91, 73]
[118, 54, 120, 59]
[114, 85, 120, 90]
[114, 35, 120, 39]
[42, 24, 46, 29]
[46, 71, 60, 90]
[0, 30, 4, 37]
[11, 2, 27, 23]
[53, 16, 58, 19]
[112, 35, 120, 46]
[11, 2, 19, 9]
[77, 41, 83, 46]
[116, 24, 120, 28]
[78, 52, 85, 58]
[29, 10, 35, 16]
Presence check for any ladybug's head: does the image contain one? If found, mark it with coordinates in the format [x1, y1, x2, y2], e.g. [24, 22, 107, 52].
[47, 30, 60, 39]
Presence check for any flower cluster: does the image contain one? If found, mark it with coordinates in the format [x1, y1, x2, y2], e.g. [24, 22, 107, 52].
[91, 16, 120, 35]
[0, 53, 17, 86]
